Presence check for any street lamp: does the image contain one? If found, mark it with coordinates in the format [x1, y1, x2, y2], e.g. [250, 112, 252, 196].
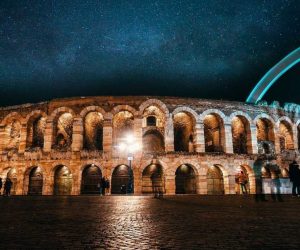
[118, 134, 141, 194]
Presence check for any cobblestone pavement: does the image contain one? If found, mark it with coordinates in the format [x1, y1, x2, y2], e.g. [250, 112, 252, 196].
[0, 195, 300, 250]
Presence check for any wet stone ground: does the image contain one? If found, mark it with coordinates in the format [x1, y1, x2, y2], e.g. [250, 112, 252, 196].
[0, 195, 300, 250]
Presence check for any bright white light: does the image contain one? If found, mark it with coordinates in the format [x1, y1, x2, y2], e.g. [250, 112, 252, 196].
[118, 142, 127, 151]
[128, 142, 141, 153]
[125, 134, 135, 144]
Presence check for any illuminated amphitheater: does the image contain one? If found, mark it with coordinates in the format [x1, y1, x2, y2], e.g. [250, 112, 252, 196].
[0, 96, 299, 195]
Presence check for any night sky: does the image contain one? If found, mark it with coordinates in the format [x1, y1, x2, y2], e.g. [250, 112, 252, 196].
[0, 0, 299, 106]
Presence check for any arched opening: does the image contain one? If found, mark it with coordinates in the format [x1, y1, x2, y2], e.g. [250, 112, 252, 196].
[173, 112, 195, 152]
[235, 166, 250, 194]
[54, 165, 72, 195]
[113, 111, 134, 145]
[142, 164, 164, 194]
[83, 112, 103, 150]
[5, 168, 17, 195]
[231, 116, 251, 154]
[142, 129, 165, 152]
[278, 121, 294, 151]
[256, 118, 275, 154]
[146, 116, 157, 126]
[111, 165, 134, 194]
[4, 119, 21, 151]
[204, 114, 225, 152]
[207, 165, 224, 195]
[52, 113, 73, 150]
[28, 167, 43, 195]
[26, 115, 46, 149]
[175, 164, 196, 194]
[81, 164, 102, 194]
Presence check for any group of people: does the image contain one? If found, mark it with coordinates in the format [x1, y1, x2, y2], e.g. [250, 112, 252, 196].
[98, 176, 110, 196]
[289, 161, 300, 197]
[0, 177, 13, 196]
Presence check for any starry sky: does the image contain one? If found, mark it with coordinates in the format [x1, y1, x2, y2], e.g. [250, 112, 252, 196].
[0, 0, 299, 106]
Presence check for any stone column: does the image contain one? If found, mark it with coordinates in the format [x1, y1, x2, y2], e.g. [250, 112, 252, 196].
[165, 115, 174, 152]
[133, 168, 142, 194]
[165, 174, 175, 194]
[224, 175, 236, 194]
[224, 123, 233, 154]
[195, 122, 205, 153]
[197, 174, 207, 194]
[249, 125, 258, 154]
[0, 125, 6, 153]
[103, 118, 113, 156]
[72, 117, 83, 152]
[71, 172, 80, 195]
[43, 119, 53, 152]
[293, 125, 298, 150]
[43, 170, 52, 195]
[134, 116, 143, 157]
[274, 127, 281, 154]
[18, 123, 27, 153]
[16, 168, 24, 195]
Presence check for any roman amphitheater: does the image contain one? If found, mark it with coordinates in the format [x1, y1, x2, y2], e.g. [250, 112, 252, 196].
[0, 96, 299, 196]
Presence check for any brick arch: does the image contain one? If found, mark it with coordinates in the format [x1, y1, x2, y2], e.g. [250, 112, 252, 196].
[295, 120, 300, 127]
[172, 106, 199, 123]
[49, 107, 76, 121]
[199, 109, 227, 123]
[24, 110, 47, 124]
[80, 106, 106, 118]
[80, 162, 104, 173]
[229, 111, 252, 125]
[23, 165, 45, 195]
[111, 105, 137, 116]
[276, 116, 293, 127]
[138, 99, 169, 116]
[253, 113, 276, 125]
[1, 112, 23, 126]
[170, 161, 200, 176]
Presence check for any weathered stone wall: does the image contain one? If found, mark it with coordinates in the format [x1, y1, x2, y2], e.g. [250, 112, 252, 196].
[0, 96, 299, 195]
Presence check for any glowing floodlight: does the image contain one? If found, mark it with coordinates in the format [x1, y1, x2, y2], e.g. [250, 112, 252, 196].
[246, 47, 300, 104]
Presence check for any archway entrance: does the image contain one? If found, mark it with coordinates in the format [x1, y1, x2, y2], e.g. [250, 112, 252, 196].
[54, 165, 72, 195]
[81, 164, 102, 194]
[207, 165, 224, 195]
[235, 166, 250, 194]
[6, 168, 17, 195]
[28, 167, 43, 195]
[175, 165, 196, 194]
[142, 164, 164, 194]
[111, 165, 133, 194]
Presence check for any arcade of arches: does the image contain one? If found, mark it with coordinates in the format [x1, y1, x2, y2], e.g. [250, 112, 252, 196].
[0, 96, 299, 195]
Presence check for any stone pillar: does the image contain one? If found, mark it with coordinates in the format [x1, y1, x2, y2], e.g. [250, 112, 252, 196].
[0, 125, 6, 153]
[224, 123, 233, 154]
[103, 118, 113, 155]
[293, 125, 298, 150]
[43, 119, 53, 152]
[197, 174, 207, 194]
[134, 116, 143, 157]
[16, 168, 24, 195]
[133, 168, 142, 194]
[224, 175, 236, 194]
[195, 122, 205, 153]
[18, 123, 27, 154]
[165, 115, 174, 152]
[71, 171, 80, 195]
[249, 125, 258, 154]
[274, 127, 281, 154]
[165, 174, 175, 194]
[72, 118, 83, 152]
[43, 170, 52, 195]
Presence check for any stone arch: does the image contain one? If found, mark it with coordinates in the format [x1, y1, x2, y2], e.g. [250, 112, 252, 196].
[139, 99, 169, 116]
[175, 164, 197, 194]
[235, 165, 256, 194]
[202, 111, 226, 153]
[49, 107, 76, 121]
[173, 108, 198, 152]
[0, 112, 23, 126]
[277, 117, 294, 151]
[142, 129, 165, 152]
[1, 167, 18, 195]
[229, 111, 252, 125]
[23, 166, 44, 195]
[81, 164, 102, 194]
[111, 105, 137, 116]
[79, 106, 106, 118]
[1, 113, 22, 151]
[113, 109, 135, 145]
[111, 164, 134, 194]
[199, 109, 227, 123]
[141, 163, 165, 194]
[230, 114, 252, 154]
[25, 111, 47, 149]
[53, 164, 73, 195]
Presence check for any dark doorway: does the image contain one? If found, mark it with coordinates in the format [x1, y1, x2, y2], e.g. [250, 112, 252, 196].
[6, 168, 17, 195]
[175, 165, 196, 194]
[111, 165, 133, 194]
[28, 167, 43, 195]
[54, 165, 72, 195]
[142, 164, 164, 194]
[81, 164, 102, 194]
[207, 165, 224, 195]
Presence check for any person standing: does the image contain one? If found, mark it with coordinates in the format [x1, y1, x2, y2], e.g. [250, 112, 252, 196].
[238, 171, 248, 194]
[289, 161, 300, 197]
[0, 178, 2, 195]
[4, 177, 12, 196]
[105, 177, 110, 195]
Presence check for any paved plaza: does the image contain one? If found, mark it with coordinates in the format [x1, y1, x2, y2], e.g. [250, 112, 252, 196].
[0, 195, 299, 249]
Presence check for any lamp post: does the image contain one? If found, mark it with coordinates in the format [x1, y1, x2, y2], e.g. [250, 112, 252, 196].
[118, 134, 140, 194]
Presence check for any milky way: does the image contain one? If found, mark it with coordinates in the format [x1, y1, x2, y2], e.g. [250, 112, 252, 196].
[0, 0, 299, 106]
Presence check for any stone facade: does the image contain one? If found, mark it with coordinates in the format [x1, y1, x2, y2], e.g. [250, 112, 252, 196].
[0, 96, 299, 195]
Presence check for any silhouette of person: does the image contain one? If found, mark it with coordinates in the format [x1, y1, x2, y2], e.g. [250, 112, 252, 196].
[4, 177, 12, 196]
[289, 161, 300, 197]
[0, 177, 2, 195]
